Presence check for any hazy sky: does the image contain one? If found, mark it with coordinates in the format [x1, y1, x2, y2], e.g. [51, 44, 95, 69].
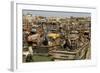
[22, 10, 91, 17]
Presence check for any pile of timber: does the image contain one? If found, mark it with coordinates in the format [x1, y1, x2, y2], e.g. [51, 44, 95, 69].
[50, 42, 90, 60]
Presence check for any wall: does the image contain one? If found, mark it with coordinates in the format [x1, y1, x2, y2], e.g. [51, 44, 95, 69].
[0, 0, 100, 73]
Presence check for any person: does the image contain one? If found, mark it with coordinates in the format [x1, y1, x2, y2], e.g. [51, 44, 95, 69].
[62, 39, 72, 50]
[42, 36, 48, 46]
[27, 31, 36, 57]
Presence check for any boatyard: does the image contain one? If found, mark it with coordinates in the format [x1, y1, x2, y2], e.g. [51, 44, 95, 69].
[22, 11, 91, 62]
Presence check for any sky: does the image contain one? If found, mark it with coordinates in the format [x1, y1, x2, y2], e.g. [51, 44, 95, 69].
[22, 10, 91, 17]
